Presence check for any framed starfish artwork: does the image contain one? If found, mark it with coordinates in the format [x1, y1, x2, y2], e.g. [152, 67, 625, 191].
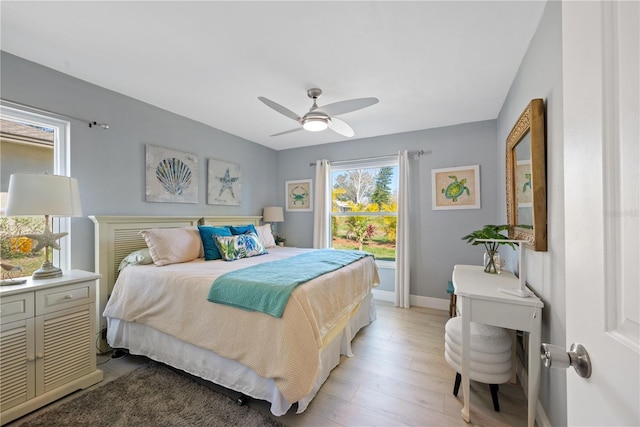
[207, 158, 242, 206]
[146, 144, 198, 203]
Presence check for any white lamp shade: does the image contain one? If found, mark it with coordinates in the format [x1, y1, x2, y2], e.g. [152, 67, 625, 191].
[263, 206, 284, 223]
[5, 174, 82, 217]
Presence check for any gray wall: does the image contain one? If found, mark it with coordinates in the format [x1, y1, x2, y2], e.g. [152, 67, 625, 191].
[496, 2, 565, 426]
[276, 121, 499, 298]
[1, 52, 279, 272]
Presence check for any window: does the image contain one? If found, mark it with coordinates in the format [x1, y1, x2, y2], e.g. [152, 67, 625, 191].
[330, 157, 398, 262]
[1, 105, 71, 278]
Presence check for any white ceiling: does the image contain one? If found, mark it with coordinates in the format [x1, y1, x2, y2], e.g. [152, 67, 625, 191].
[0, 1, 546, 151]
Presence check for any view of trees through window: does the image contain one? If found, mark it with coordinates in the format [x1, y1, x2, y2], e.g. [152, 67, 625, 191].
[331, 163, 398, 261]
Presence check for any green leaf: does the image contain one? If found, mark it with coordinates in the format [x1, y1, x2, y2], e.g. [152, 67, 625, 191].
[461, 224, 515, 250]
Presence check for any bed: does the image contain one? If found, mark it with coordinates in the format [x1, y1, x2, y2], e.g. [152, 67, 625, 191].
[90, 215, 379, 416]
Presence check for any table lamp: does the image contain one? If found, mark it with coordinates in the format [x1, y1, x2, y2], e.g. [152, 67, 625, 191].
[262, 206, 284, 238]
[5, 173, 82, 279]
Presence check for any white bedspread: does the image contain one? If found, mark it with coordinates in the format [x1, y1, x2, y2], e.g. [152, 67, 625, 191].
[103, 247, 379, 403]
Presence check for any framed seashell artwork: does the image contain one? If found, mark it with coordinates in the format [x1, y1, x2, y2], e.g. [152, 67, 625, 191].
[207, 158, 242, 206]
[145, 144, 198, 203]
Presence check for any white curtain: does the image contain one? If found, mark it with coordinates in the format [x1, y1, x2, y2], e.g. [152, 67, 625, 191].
[313, 159, 331, 248]
[395, 150, 411, 308]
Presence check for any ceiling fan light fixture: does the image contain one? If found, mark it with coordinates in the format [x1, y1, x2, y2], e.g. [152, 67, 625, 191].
[259, 88, 376, 137]
[302, 116, 329, 132]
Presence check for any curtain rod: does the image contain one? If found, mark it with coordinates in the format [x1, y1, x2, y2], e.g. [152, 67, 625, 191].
[0, 98, 110, 129]
[309, 149, 427, 167]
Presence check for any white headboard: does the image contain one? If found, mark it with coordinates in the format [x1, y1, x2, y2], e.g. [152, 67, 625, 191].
[89, 215, 262, 345]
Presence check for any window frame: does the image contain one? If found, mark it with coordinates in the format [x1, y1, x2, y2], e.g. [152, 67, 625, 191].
[1, 105, 72, 271]
[330, 156, 399, 268]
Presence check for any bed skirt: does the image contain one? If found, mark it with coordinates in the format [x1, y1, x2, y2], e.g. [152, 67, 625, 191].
[106, 292, 376, 416]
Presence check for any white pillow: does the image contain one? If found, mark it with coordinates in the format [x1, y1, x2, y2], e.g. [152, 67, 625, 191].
[256, 224, 276, 248]
[118, 248, 154, 271]
[139, 226, 202, 266]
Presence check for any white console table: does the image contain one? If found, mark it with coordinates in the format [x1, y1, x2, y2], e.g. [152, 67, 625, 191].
[452, 264, 543, 427]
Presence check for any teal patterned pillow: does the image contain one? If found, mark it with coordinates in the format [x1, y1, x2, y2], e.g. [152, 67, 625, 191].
[213, 232, 267, 261]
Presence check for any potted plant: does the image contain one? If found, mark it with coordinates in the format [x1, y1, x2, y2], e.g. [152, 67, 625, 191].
[274, 235, 286, 247]
[462, 225, 515, 273]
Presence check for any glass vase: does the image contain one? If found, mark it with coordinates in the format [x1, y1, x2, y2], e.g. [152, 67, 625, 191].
[483, 250, 502, 274]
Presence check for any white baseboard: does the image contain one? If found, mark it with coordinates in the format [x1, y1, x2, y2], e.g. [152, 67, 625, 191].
[372, 289, 449, 312]
[371, 289, 395, 302]
[535, 399, 552, 427]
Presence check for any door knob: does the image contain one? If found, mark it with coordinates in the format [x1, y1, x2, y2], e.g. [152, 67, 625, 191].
[540, 343, 592, 378]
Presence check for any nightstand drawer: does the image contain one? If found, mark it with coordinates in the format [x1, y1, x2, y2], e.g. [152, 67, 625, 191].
[0, 293, 35, 325]
[36, 281, 95, 314]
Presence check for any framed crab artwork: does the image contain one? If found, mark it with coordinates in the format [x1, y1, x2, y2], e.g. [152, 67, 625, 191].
[285, 179, 313, 212]
[431, 165, 480, 210]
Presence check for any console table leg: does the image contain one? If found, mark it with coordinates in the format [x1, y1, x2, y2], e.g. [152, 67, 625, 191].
[461, 297, 471, 423]
[527, 310, 542, 427]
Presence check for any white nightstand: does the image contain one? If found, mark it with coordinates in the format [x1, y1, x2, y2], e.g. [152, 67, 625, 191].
[0, 270, 104, 425]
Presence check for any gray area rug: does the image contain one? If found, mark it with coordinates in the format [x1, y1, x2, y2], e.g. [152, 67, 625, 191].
[15, 362, 285, 427]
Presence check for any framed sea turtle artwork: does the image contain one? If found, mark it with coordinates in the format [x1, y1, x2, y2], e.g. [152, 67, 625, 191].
[285, 179, 313, 212]
[515, 159, 533, 206]
[431, 165, 480, 210]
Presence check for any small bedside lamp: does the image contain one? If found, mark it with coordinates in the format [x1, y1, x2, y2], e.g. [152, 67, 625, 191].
[5, 174, 82, 279]
[263, 206, 284, 239]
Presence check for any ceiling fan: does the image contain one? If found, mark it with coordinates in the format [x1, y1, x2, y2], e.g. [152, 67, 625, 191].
[258, 88, 378, 137]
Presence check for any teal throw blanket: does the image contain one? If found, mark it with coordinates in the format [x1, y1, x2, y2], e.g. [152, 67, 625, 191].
[207, 249, 371, 318]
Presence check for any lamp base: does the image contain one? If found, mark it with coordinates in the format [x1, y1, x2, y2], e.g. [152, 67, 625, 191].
[32, 260, 63, 280]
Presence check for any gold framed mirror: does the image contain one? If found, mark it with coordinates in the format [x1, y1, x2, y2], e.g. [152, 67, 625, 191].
[506, 98, 547, 251]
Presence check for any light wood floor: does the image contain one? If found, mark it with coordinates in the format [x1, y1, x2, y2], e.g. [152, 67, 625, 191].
[9, 301, 530, 426]
[255, 301, 530, 426]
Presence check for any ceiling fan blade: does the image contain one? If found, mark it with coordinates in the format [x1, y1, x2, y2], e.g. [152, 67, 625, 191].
[318, 97, 379, 117]
[270, 127, 303, 137]
[328, 117, 355, 137]
[258, 96, 300, 122]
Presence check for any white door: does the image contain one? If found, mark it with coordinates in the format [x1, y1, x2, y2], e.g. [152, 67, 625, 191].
[563, 1, 639, 426]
